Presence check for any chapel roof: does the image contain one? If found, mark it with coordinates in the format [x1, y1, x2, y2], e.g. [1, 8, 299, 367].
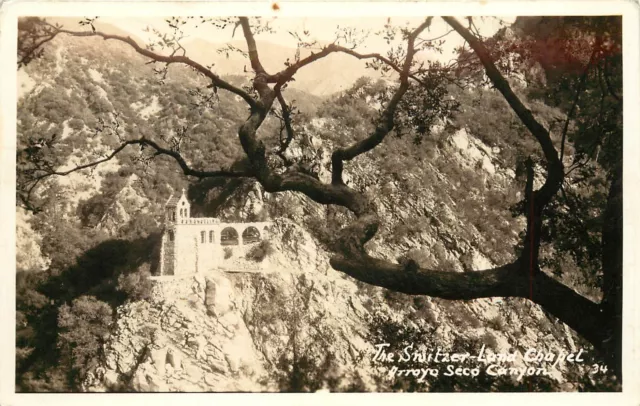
[165, 195, 180, 207]
[165, 188, 187, 207]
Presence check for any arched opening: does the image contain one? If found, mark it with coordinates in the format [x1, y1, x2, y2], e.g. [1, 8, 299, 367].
[200, 231, 206, 243]
[242, 226, 261, 245]
[262, 225, 275, 239]
[209, 230, 214, 243]
[220, 227, 239, 246]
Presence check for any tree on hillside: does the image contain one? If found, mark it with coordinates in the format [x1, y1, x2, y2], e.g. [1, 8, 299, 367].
[57, 296, 113, 389]
[17, 16, 623, 378]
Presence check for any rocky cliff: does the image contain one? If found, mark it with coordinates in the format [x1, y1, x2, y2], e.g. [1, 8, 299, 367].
[83, 217, 592, 392]
[83, 220, 374, 391]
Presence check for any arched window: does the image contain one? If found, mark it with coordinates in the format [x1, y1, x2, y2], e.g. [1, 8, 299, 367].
[242, 226, 261, 244]
[220, 227, 239, 246]
[263, 225, 274, 239]
[209, 230, 214, 243]
[201, 231, 206, 243]
[172, 211, 176, 221]
[168, 231, 174, 241]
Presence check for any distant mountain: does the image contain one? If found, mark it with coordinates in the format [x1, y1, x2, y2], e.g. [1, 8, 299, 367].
[182, 38, 382, 96]
[37, 18, 381, 96]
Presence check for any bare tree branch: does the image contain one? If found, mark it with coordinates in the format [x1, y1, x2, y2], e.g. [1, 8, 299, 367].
[560, 37, 601, 162]
[33, 22, 258, 109]
[273, 84, 296, 165]
[238, 17, 267, 75]
[24, 138, 251, 191]
[18, 32, 59, 67]
[331, 18, 434, 185]
[270, 42, 433, 88]
[443, 17, 564, 208]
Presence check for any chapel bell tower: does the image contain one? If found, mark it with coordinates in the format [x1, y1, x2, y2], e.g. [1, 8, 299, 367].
[165, 188, 190, 223]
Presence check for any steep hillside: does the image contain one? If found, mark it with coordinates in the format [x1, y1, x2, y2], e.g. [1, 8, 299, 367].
[82, 220, 592, 392]
[16, 25, 617, 392]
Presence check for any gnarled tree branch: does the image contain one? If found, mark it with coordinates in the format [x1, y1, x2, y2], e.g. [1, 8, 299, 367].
[273, 84, 295, 165]
[443, 17, 564, 209]
[22, 138, 251, 191]
[32, 21, 258, 109]
[238, 17, 267, 76]
[331, 18, 433, 185]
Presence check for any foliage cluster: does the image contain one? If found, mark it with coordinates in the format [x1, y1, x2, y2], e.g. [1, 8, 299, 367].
[16, 217, 159, 391]
[245, 240, 275, 262]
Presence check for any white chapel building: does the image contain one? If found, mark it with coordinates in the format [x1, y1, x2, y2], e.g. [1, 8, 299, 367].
[158, 189, 271, 276]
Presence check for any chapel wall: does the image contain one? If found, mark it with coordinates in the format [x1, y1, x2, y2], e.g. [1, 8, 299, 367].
[174, 227, 198, 275]
[160, 198, 272, 275]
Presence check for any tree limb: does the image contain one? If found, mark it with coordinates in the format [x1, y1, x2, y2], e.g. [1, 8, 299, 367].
[333, 257, 524, 299]
[443, 17, 564, 208]
[270, 43, 431, 88]
[38, 23, 258, 109]
[331, 252, 608, 351]
[238, 17, 267, 75]
[23, 138, 251, 191]
[18, 32, 59, 67]
[331, 18, 433, 185]
[560, 37, 601, 163]
[273, 84, 295, 164]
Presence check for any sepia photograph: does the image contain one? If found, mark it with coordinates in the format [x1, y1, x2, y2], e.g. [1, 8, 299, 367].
[3, 2, 636, 399]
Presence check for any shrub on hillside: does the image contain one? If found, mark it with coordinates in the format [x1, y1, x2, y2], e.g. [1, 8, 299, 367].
[305, 216, 338, 249]
[397, 248, 433, 269]
[487, 314, 506, 331]
[224, 247, 233, 259]
[481, 331, 499, 351]
[57, 295, 113, 388]
[245, 240, 275, 262]
[448, 306, 483, 329]
[411, 297, 438, 325]
[116, 263, 153, 302]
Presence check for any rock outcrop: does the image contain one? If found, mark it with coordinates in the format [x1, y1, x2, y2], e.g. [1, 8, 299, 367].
[84, 220, 591, 392]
